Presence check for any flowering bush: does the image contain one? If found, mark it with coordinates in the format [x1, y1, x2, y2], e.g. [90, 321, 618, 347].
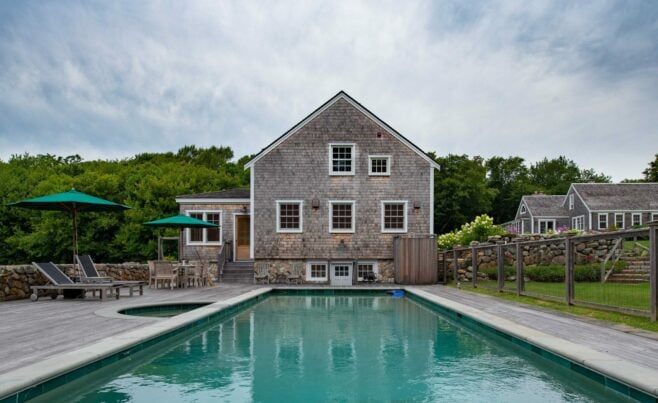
[437, 215, 505, 249]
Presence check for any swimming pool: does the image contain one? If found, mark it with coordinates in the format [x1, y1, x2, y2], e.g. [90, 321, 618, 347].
[32, 294, 635, 402]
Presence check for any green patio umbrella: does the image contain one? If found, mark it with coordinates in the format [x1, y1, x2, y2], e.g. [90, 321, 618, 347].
[8, 188, 130, 267]
[144, 214, 218, 260]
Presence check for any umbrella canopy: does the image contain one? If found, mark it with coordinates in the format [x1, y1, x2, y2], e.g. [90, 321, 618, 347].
[144, 214, 218, 228]
[8, 188, 130, 267]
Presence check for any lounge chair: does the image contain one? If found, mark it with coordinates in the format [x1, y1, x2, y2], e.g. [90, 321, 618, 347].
[287, 262, 304, 284]
[76, 255, 147, 296]
[254, 262, 270, 284]
[30, 262, 122, 301]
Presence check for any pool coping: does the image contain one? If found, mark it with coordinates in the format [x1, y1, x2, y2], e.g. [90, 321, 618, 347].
[0, 286, 657, 402]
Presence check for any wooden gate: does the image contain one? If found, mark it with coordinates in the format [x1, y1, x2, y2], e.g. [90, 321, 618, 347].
[394, 235, 438, 284]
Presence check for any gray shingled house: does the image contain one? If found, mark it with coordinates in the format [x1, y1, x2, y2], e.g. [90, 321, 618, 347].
[177, 91, 439, 284]
[511, 183, 658, 234]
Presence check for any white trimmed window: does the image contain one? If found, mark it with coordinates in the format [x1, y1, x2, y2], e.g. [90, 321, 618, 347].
[538, 219, 555, 234]
[381, 201, 408, 233]
[329, 143, 355, 175]
[569, 194, 574, 210]
[572, 215, 584, 231]
[632, 213, 642, 226]
[520, 204, 526, 214]
[598, 213, 608, 230]
[306, 261, 328, 282]
[276, 200, 303, 233]
[615, 213, 624, 229]
[329, 201, 355, 233]
[187, 211, 222, 245]
[652, 213, 658, 222]
[357, 261, 379, 282]
[368, 155, 391, 176]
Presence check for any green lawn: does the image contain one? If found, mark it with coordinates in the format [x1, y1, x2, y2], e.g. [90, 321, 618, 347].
[470, 280, 649, 311]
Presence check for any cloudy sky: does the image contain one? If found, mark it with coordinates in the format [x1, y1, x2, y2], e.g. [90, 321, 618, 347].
[0, 1, 656, 181]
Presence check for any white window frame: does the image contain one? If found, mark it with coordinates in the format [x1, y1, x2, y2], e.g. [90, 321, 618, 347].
[572, 215, 584, 231]
[368, 155, 391, 176]
[276, 200, 304, 233]
[632, 213, 642, 226]
[328, 143, 356, 176]
[538, 219, 556, 234]
[186, 210, 222, 245]
[652, 212, 658, 222]
[306, 261, 328, 282]
[381, 200, 408, 233]
[614, 213, 625, 229]
[520, 204, 526, 214]
[598, 213, 608, 230]
[356, 261, 379, 282]
[569, 194, 574, 210]
[329, 200, 356, 233]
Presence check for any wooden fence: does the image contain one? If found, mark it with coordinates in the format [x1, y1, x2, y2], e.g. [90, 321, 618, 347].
[394, 235, 437, 284]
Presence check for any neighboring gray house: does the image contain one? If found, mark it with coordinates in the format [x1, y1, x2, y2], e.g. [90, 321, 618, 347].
[511, 183, 658, 234]
[512, 195, 569, 234]
[177, 91, 439, 284]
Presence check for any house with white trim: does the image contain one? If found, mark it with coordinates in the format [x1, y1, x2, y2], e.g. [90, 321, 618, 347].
[511, 183, 658, 234]
[176, 91, 438, 284]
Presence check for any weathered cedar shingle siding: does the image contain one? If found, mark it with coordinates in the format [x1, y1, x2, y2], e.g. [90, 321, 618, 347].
[252, 98, 432, 261]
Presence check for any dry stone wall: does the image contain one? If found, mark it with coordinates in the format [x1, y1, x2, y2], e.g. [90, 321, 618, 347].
[0, 263, 149, 301]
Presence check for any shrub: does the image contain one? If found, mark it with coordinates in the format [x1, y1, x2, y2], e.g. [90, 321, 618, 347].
[524, 264, 601, 282]
[437, 214, 505, 249]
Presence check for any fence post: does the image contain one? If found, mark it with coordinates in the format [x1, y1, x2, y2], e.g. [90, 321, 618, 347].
[471, 246, 478, 288]
[649, 222, 657, 322]
[453, 249, 458, 285]
[515, 242, 523, 296]
[497, 244, 504, 292]
[565, 238, 574, 306]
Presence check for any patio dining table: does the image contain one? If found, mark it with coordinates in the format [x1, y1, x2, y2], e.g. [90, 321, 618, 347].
[173, 262, 202, 288]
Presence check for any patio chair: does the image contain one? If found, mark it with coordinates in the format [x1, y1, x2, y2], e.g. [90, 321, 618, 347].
[76, 255, 147, 296]
[287, 262, 304, 284]
[254, 262, 270, 284]
[30, 262, 122, 301]
[151, 261, 178, 289]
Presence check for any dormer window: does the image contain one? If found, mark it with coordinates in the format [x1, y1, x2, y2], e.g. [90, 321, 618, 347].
[368, 155, 391, 176]
[329, 143, 355, 176]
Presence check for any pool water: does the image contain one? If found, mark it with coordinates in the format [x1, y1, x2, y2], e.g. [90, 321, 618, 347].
[35, 296, 633, 402]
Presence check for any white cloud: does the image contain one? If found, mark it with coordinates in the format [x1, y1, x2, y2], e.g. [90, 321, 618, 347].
[0, 0, 656, 180]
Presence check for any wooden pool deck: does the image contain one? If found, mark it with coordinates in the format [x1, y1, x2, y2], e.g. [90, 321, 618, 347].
[1, 283, 658, 377]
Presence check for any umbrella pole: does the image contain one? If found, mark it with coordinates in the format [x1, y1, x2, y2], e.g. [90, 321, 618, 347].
[72, 208, 79, 277]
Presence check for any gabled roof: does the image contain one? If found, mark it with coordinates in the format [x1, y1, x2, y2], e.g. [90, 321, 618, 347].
[244, 91, 440, 170]
[522, 195, 567, 217]
[176, 188, 250, 200]
[570, 183, 658, 211]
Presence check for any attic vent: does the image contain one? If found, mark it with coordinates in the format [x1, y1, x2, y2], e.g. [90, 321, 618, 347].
[376, 132, 382, 138]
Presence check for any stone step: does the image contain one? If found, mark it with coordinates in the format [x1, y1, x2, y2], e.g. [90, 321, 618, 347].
[607, 278, 650, 283]
[619, 269, 650, 274]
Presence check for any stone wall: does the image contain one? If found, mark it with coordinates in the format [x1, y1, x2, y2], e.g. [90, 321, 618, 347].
[0, 263, 149, 301]
[445, 235, 618, 282]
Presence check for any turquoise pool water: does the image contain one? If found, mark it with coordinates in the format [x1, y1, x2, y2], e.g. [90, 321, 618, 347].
[35, 295, 633, 402]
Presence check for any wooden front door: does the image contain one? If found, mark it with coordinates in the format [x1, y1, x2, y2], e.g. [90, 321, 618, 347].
[235, 215, 251, 261]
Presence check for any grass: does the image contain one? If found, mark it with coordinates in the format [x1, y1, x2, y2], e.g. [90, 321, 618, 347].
[453, 283, 658, 332]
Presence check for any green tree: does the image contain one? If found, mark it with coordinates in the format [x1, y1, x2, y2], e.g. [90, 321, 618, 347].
[642, 154, 658, 182]
[529, 156, 609, 194]
[485, 156, 537, 224]
[431, 153, 496, 234]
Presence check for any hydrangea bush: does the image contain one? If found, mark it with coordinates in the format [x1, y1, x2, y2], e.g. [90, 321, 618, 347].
[437, 214, 505, 249]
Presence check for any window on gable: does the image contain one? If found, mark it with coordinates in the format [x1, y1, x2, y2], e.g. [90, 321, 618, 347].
[277, 201, 303, 232]
[187, 211, 222, 245]
[368, 155, 391, 176]
[381, 201, 407, 233]
[330, 201, 355, 233]
[520, 204, 526, 214]
[569, 194, 574, 210]
[330, 144, 355, 175]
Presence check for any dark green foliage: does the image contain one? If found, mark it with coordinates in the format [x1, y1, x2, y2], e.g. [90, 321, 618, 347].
[529, 156, 610, 195]
[642, 154, 658, 182]
[481, 264, 601, 282]
[0, 147, 249, 264]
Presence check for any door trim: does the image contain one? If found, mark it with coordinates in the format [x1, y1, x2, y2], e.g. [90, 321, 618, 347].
[233, 213, 250, 262]
[330, 262, 353, 286]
